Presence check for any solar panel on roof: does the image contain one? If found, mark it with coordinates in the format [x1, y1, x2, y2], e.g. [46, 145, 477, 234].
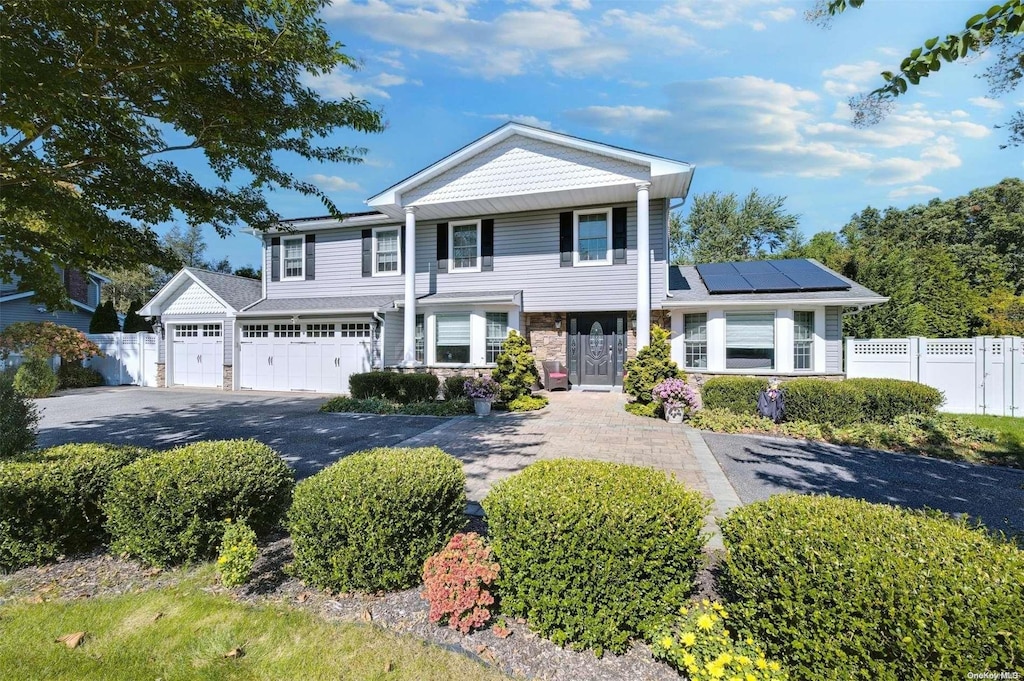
[696, 259, 851, 294]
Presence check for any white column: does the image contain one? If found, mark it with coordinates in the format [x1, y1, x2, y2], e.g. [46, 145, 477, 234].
[403, 207, 418, 365]
[635, 182, 652, 349]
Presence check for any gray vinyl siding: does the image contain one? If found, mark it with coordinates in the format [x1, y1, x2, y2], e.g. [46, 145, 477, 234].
[265, 199, 668, 313]
[825, 306, 842, 372]
[0, 298, 93, 333]
[383, 311, 404, 366]
[223, 318, 234, 366]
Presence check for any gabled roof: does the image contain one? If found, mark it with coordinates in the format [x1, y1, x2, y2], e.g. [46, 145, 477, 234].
[664, 259, 887, 307]
[140, 267, 262, 315]
[366, 122, 695, 220]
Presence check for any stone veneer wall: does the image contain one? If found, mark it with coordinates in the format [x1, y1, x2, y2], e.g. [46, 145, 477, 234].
[155, 362, 165, 387]
[223, 365, 233, 390]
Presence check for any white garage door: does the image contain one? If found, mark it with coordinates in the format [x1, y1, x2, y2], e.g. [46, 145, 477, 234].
[172, 323, 223, 388]
[238, 321, 372, 393]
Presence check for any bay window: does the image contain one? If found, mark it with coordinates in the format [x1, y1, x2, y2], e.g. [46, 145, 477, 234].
[683, 313, 708, 369]
[794, 311, 814, 370]
[435, 313, 471, 363]
[725, 311, 775, 370]
[486, 312, 508, 364]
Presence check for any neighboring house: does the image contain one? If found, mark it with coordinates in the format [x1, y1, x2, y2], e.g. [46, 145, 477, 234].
[142, 123, 886, 393]
[0, 267, 108, 334]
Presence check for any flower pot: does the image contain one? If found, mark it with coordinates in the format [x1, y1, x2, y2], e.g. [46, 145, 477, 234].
[474, 398, 493, 416]
[664, 406, 684, 424]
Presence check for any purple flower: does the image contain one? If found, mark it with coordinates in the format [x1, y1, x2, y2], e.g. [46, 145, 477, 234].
[464, 376, 500, 400]
[652, 378, 698, 411]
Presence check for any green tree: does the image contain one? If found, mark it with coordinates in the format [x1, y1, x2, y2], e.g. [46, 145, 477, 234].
[811, 0, 1024, 146]
[1, 0, 385, 308]
[670, 190, 800, 265]
[122, 300, 153, 334]
[89, 300, 120, 334]
[233, 266, 262, 280]
[492, 331, 540, 402]
[162, 225, 209, 270]
[101, 266, 159, 314]
[780, 231, 852, 273]
[623, 326, 680, 406]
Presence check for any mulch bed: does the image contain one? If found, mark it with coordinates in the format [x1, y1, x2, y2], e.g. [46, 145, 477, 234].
[1, 532, 723, 681]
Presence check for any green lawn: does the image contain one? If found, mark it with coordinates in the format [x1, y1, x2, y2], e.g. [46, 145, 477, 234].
[0, 580, 506, 681]
[949, 413, 1024, 467]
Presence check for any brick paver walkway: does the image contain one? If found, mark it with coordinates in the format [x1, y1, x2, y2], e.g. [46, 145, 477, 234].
[397, 391, 710, 504]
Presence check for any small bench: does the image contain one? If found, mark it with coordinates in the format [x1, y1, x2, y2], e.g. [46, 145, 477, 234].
[543, 360, 569, 391]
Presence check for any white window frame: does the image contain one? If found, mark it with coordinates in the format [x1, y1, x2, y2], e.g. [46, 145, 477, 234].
[281, 236, 305, 281]
[793, 310, 815, 372]
[724, 310, 777, 371]
[485, 312, 509, 365]
[683, 313, 708, 370]
[573, 207, 613, 267]
[434, 312, 473, 365]
[372, 226, 402, 277]
[449, 220, 482, 273]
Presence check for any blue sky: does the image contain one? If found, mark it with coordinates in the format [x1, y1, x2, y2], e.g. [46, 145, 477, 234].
[200, 0, 1023, 269]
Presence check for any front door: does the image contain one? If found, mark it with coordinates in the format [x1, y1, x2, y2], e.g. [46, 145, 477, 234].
[568, 313, 627, 387]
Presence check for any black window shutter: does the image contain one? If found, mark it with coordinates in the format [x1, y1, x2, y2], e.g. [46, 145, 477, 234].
[559, 212, 573, 268]
[436, 223, 449, 274]
[400, 225, 406, 275]
[612, 207, 627, 264]
[305, 233, 316, 280]
[481, 219, 494, 272]
[361, 229, 372, 277]
[270, 237, 281, 282]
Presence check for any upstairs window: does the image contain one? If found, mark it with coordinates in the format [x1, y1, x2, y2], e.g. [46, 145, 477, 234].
[373, 227, 400, 276]
[282, 237, 304, 279]
[574, 209, 611, 265]
[450, 221, 481, 272]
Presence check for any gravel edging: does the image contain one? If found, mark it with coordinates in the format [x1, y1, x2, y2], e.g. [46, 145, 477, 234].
[0, 535, 726, 681]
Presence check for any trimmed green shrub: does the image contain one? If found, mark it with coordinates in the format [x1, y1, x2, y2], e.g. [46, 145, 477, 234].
[700, 376, 768, 415]
[105, 439, 294, 567]
[483, 459, 709, 655]
[0, 443, 152, 570]
[13, 358, 58, 398]
[623, 325, 680, 406]
[288, 447, 466, 593]
[398, 399, 473, 416]
[398, 372, 440, 403]
[720, 495, 1024, 681]
[845, 377, 943, 420]
[0, 378, 39, 458]
[443, 374, 468, 400]
[781, 378, 865, 426]
[320, 396, 398, 414]
[624, 400, 659, 418]
[57, 361, 105, 389]
[348, 371, 399, 400]
[492, 331, 539, 401]
[122, 299, 153, 333]
[505, 394, 548, 412]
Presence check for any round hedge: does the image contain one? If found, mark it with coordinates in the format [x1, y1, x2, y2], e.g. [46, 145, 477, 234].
[13, 359, 58, 398]
[105, 439, 294, 567]
[482, 459, 710, 655]
[0, 443, 152, 570]
[720, 494, 1024, 681]
[288, 446, 466, 593]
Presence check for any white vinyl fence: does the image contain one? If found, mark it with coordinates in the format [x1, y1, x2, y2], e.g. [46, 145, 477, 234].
[846, 336, 1023, 416]
[83, 332, 159, 387]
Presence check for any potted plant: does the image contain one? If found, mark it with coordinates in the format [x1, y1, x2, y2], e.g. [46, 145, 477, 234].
[465, 376, 500, 416]
[652, 377, 698, 424]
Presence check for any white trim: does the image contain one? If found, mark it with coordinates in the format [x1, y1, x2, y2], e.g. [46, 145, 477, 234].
[70, 299, 97, 313]
[449, 220, 482, 273]
[371, 225, 402, 277]
[661, 296, 888, 309]
[280, 236, 305, 281]
[140, 268, 236, 316]
[239, 307, 385, 317]
[572, 207, 612, 267]
[0, 291, 35, 304]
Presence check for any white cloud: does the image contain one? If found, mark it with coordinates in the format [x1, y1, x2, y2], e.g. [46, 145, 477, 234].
[308, 174, 363, 193]
[877, 46, 903, 57]
[305, 70, 391, 100]
[761, 7, 795, 22]
[567, 76, 988, 186]
[372, 50, 406, 70]
[660, 0, 795, 31]
[888, 185, 941, 199]
[969, 96, 1004, 111]
[482, 113, 556, 130]
[374, 72, 412, 87]
[750, 20, 767, 31]
[602, 9, 699, 52]
[821, 60, 884, 97]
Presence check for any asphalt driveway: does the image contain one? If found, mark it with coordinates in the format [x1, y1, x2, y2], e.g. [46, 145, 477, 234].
[703, 432, 1024, 535]
[34, 386, 449, 479]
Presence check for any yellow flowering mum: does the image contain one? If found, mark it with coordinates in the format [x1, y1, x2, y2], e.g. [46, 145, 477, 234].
[681, 631, 697, 647]
[697, 613, 716, 631]
[659, 635, 675, 650]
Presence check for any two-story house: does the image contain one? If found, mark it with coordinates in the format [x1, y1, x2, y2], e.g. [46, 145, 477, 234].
[0, 266, 108, 334]
[141, 123, 885, 393]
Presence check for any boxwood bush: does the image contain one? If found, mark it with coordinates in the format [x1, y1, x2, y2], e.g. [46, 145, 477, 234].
[700, 376, 767, 414]
[398, 372, 440, 403]
[0, 378, 39, 459]
[720, 495, 1024, 681]
[57, 361, 105, 389]
[0, 443, 152, 570]
[348, 371, 439, 404]
[483, 459, 709, 655]
[13, 358, 58, 398]
[781, 378, 865, 426]
[288, 447, 466, 593]
[105, 439, 294, 567]
[443, 374, 468, 400]
[845, 377, 943, 421]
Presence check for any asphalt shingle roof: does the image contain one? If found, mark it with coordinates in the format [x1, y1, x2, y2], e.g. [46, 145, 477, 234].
[185, 268, 263, 311]
[242, 294, 398, 313]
